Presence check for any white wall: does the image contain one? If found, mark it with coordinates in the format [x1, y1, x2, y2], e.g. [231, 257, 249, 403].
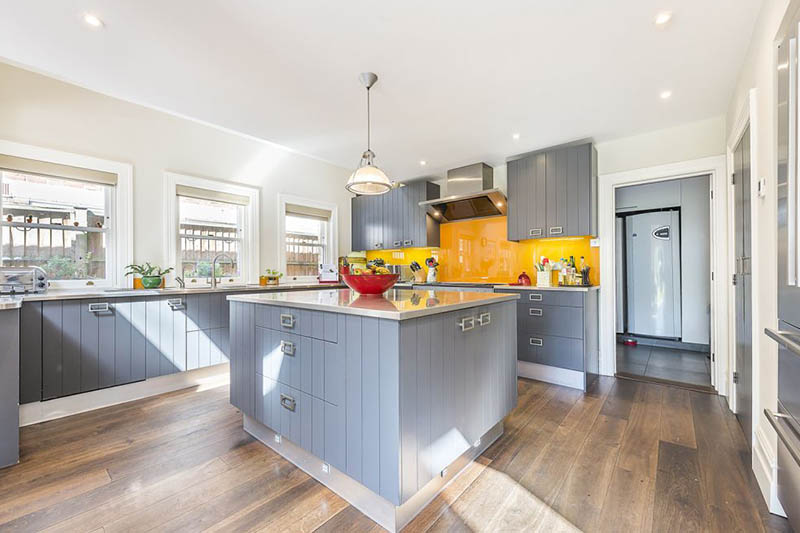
[595, 116, 726, 175]
[0, 62, 353, 278]
[724, 0, 792, 514]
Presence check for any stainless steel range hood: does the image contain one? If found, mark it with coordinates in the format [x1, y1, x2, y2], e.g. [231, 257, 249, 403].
[419, 163, 507, 222]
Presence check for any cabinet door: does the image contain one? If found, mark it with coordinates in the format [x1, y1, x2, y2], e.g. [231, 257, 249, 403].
[19, 302, 42, 404]
[529, 154, 547, 239]
[546, 148, 567, 238]
[576, 143, 596, 236]
[350, 196, 361, 252]
[383, 188, 398, 249]
[507, 159, 521, 241]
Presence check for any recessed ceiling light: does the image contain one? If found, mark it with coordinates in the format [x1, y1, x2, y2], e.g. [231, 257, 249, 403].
[654, 11, 672, 25]
[419, 160, 427, 166]
[512, 133, 520, 140]
[660, 90, 672, 100]
[83, 13, 104, 28]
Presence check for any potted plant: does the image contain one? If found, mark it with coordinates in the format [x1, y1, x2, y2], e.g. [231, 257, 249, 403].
[260, 269, 283, 286]
[125, 263, 174, 289]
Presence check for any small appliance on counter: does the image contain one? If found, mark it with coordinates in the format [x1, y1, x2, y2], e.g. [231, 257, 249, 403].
[318, 263, 339, 283]
[0, 266, 48, 294]
[425, 257, 439, 283]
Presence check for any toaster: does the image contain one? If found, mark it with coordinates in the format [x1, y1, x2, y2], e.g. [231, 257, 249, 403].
[0, 266, 48, 294]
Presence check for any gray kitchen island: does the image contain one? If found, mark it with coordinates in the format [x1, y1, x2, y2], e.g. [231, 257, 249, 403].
[227, 288, 519, 532]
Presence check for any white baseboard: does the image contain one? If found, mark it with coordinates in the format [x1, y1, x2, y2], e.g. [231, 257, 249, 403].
[19, 364, 230, 427]
[517, 360, 584, 390]
[753, 425, 787, 517]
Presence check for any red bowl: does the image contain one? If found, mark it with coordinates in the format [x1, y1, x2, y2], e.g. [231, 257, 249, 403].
[342, 273, 400, 295]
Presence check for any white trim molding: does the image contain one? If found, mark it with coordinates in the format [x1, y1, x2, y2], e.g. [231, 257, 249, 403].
[20, 364, 229, 426]
[754, 425, 787, 517]
[163, 171, 260, 284]
[0, 139, 133, 288]
[277, 193, 339, 282]
[597, 154, 729, 398]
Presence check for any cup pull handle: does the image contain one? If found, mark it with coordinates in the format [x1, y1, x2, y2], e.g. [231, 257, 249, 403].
[280, 314, 295, 328]
[529, 308, 543, 316]
[280, 340, 295, 356]
[529, 337, 543, 347]
[88, 303, 110, 313]
[529, 293, 543, 301]
[280, 394, 296, 412]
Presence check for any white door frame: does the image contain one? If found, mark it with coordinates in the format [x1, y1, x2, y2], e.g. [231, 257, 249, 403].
[598, 153, 729, 396]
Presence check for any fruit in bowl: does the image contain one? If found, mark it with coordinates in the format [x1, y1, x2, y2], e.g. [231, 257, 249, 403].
[341, 260, 399, 294]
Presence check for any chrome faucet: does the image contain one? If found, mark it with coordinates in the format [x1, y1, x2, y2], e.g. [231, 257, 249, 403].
[210, 253, 234, 289]
[175, 276, 185, 288]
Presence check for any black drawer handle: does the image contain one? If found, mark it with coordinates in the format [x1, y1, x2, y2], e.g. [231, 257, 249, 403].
[280, 393, 296, 412]
[529, 308, 543, 317]
[529, 293, 543, 301]
[393, 240, 402, 247]
[403, 240, 413, 246]
[529, 337, 543, 347]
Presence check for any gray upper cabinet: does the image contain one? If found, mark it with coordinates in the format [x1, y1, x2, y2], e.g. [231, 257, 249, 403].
[351, 181, 440, 251]
[507, 142, 597, 241]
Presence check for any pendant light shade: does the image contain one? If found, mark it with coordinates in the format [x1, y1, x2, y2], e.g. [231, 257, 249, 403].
[346, 72, 392, 195]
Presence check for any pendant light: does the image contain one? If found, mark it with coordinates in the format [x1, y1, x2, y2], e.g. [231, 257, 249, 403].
[346, 72, 393, 195]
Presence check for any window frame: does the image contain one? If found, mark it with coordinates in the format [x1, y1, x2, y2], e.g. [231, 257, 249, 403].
[0, 139, 132, 289]
[164, 171, 259, 286]
[277, 193, 338, 283]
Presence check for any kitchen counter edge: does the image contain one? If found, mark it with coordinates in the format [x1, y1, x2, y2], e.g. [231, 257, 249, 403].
[226, 290, 520, 320]
[493, 284, 600, 292]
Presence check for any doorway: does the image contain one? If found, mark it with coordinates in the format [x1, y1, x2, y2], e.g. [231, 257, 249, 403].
[733, 125, 752, 447]
[613, 175, 714, 390]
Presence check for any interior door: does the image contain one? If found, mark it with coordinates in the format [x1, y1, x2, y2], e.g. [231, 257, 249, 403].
[734, 125, 753, 448]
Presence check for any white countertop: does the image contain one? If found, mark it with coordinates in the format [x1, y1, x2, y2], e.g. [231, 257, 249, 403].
[493, 284, 600, 292]
[0, 296, 22, 310]
[16, 282, 344, 302]
[227, 288, 519, 320]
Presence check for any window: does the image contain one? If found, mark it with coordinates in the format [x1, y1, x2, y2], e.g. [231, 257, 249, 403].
[178, 189, 245, 283]
[0, 152, 123, 286]
[165, 172, 259, 286]
[279, 196, 337, 281]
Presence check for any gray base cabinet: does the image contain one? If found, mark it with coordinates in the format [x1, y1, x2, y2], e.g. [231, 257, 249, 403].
[1, 308, 20, 468]
[351, 180, 440, 251]
[229, 300, 517, 506]
[495, 288, 599, 389]
[507, 142, 597, 241]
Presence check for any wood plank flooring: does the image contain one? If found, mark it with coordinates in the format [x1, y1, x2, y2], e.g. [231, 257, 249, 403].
[0, 378, 790, 532]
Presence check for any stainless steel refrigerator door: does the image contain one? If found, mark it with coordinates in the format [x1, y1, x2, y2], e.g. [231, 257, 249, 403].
[626, 211, 682, 339]
[615, 216, 625, 334]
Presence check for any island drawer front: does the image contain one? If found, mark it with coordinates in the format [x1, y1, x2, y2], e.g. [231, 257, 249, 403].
[519, 332, 584, 371]
[255, 374, 343, 469]
[497, 288, 584, 308]
[254, 306, 338, 343]
[255, 326, 344, 406]
[518, 304, 584, 339]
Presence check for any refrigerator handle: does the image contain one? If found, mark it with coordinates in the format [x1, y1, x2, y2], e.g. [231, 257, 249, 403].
[765, 409, 800, 467]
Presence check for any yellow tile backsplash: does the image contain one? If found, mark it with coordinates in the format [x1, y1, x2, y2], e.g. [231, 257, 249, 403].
[364, 216, 599, 285]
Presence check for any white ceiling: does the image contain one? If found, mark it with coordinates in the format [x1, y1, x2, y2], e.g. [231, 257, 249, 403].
[0, 0, 761, 181]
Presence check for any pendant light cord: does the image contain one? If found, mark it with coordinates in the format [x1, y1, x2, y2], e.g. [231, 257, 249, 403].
[366, 87, 371, 151]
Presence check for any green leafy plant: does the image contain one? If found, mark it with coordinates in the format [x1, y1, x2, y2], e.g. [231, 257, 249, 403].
[125, 262, 174, 278]
[264, 269, 283, 278]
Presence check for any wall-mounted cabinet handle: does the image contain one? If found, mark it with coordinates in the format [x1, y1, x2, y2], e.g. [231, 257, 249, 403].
[280, 393, 296, 412]
[280, 340, 295, 356]
[529, 293, 543, 301]
[280, 313, 295, 328]
[393, 241, 402, 247]
[375, 243, 383, 249]
[403, 240, 413, 246]
[167, 298, 184, 309]
[529, 228, 542, 237]
[457, 316, 475, 332]
[88, 302, 110, 313]
[529, 337, 543, 347]
[478, 312, 491, 326]
[529, 308, 543, 316]
[549, 226, 563, 235]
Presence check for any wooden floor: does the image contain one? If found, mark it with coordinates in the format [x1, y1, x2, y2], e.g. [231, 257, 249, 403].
[0, 377, 791, 533]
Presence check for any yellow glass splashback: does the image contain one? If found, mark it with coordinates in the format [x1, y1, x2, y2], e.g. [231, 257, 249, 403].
[365, 216, 599, 285]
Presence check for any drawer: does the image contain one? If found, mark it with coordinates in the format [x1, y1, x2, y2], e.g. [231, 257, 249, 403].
[519, 304, 583, 339]
[255, 326, 344, 406]
[518, 290, 584, 307]
[254, 305, 339, 343]
[255, 375, 321, 454]
[519, 332, 584, 371]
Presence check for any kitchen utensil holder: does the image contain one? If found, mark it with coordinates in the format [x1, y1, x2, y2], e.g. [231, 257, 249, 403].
[536, 271, 551, 287]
